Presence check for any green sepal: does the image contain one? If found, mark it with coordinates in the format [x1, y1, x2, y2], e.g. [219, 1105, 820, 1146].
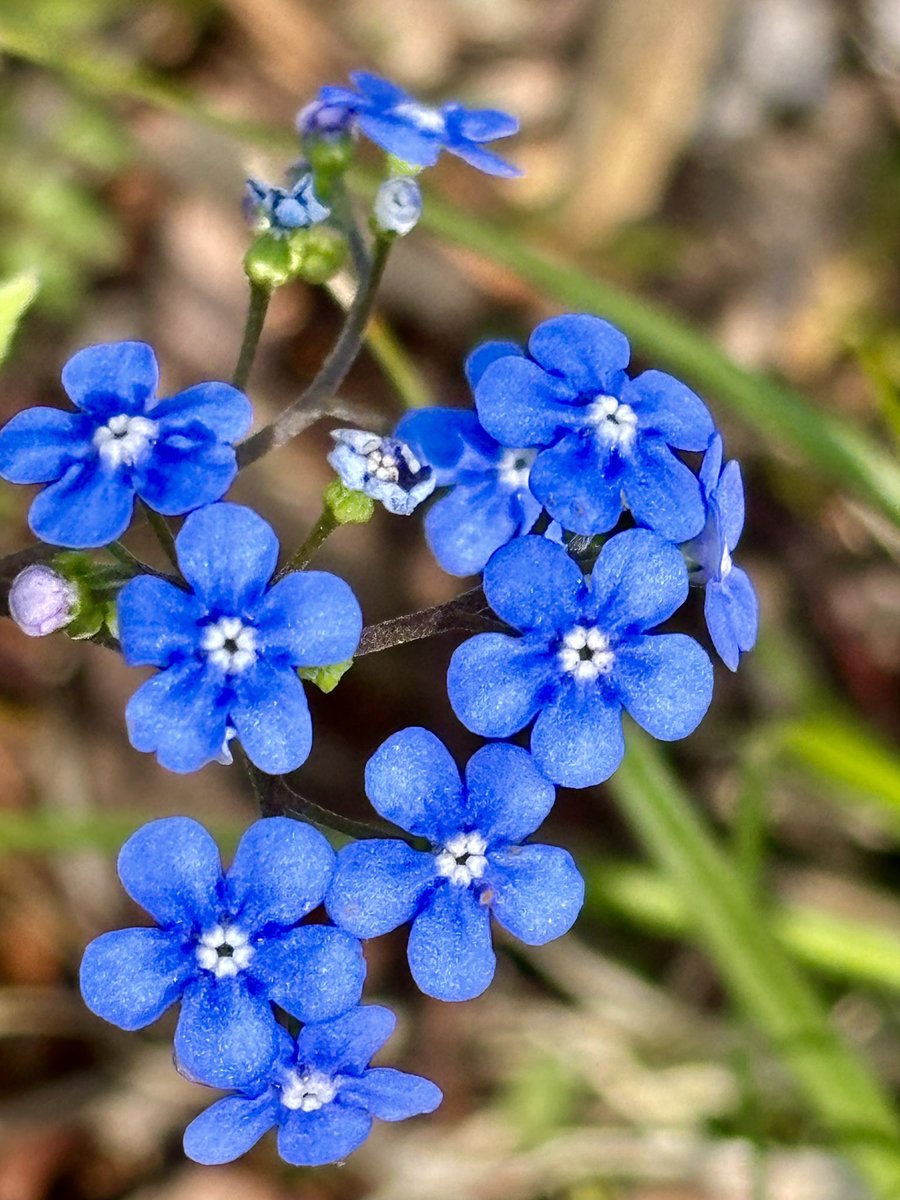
[243, 233, 295, 290]
[306, 136, 355, 193]
[323, 480, 375, 525]
[288, 227, 348, 284]
[298, 658, 353, 694]
[52, 552, 121, 640]
[384, 155, 424, 178]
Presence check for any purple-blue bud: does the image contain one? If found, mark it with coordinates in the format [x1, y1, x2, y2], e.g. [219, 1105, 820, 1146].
[296, 99, 355, 140]
[9, 564, 77, 637]
[373, 177, 422, 236]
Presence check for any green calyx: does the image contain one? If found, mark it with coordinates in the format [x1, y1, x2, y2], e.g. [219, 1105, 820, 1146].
[305, 135, 355, 193]
[52, 552, 121, 640]
[323, 480, 375, 525]
[244, 228, 348, 290]
[298, 658, 354, 694]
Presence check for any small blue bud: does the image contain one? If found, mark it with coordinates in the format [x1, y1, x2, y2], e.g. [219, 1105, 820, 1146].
[373, 177, 422, 236]
[244, 174, 330, 237]
[296, 98, 355, 140]
[9, 563, 77, 636]
[328, 429, 435, 516]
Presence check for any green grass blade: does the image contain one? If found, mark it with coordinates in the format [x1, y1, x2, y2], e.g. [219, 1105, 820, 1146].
[0, 270, 39, 364]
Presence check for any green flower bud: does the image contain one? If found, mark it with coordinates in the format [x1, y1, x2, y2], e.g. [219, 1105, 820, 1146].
[298, 658, 353, 694]
[243, 233, 295, 291]
[323, 480, 375, 525]
[288, 227, 348, 284]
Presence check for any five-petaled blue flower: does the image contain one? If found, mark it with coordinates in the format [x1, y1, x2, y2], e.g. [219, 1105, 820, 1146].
[80, 817, 366, 1090]
[686, 434, 758, 670]
[326, 729, 584, 1001]
[0, 342, 252, 548]
[118, 502, 362, 774]
[313, 72, 521, 177]
[473, 315, 716, 542]
[244, 174, 330, 235]
[184, 1006, 442, 1166]
[328, 429, 435, 516]
[447, 531, 714, 788]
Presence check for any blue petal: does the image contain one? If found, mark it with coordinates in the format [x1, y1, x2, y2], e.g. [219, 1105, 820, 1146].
[621, 440, 705, 542]
[183, 1094, 276, 1165]
[252, 925, 365, 1024]
[364, 727, 463, 840]
[277, 1104, 372, 1167]
[134, 441, 237, 515]
[326, 840, 434, 937]
[226, 818, 335, 932]
[529, 434, 623, 535]
[327, 439, 368, 490]
[448, 634, 552, 738]
[464, 342, 523, 391]
[230, 661, 312, 775]
[463, 743, 555, 845]
[294, 1004, 395, 1075]
[255, 571, 361, 665]
[0, 408, 91, 483]
[117, 576, 204, 668]
[528, 315, 631, 394]
[117, 816, 223, 929]
[589, 528, 688, 635]
[339, 1068, 442, 1120]
[454, 108, 519, 141]
[699, 434, 724, 495]
[356, 112, 442, 166]
[175, 503, 278, 611]
[175, 975, 280, 1089]
[623, 370, 715, 451]
[448, 141, 522, 178]
[485, 844, 584, 945]
[80, 928, 191, 1029]
[150, 381, 252, 442]
[397, 407, 496, 473]
[613, 634, 713, 739]
[705, 569, 758, 670]
[407, 883, 495, 1001]
[483, 535, 585, 633]
[349, 71, 409, 105]
[530, 683, 625, 788]
[425, 482, 526, 577]
[475, 355, 580, 447]
[125, 661, 230, 774]
[716, 459, 745, 549]
[61, 341, 159, 416]
[28, 460, 135, 548]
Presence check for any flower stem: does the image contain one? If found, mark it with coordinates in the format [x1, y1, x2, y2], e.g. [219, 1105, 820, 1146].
[141, 504, 179, 571]
[278, 506, 339, 576]
[357, 587, 503, 655]
[231, 281, 271, 392]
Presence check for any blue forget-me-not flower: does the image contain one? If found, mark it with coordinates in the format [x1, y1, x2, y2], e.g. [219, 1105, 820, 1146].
[184, 1006, 442, 1166]
[0, 341, 252, 548]
[448, 531, 714, 788]
[118, 502, 362, 774]
[328, 429, 435, 516]
[244, 173, 330, 235]
[326, 729, 584, 1001]
[80, 817, 365, 1089]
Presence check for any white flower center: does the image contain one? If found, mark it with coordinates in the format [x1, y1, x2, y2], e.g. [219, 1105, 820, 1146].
[365, 443, 422, 484]
[719, 543, 733, 579]
[93, 414, 158, 469]
[280, 1068, 337, 1112]
[586, 395, 638, 451]
[195, 924, 254, 978]
[200, 616, 258, 674]
[435, 831, 488, 887]
[392, 101, 446, 135]
[558, 625, 615, 682]
[497, 448, 535, 492]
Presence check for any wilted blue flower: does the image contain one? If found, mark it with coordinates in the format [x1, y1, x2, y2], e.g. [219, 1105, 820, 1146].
[686, 435, 758, 670]
[313, 71, 521, 177]
[244, 173, 330, 235]
[8, 563, 76, 636]
[373, 177, 422, 235]
[118, 503, 362, 774]
[80, 817, 366, 1090]
[183, 1006, 441, 1166]
[448, 531, 714, 788]
[473, 315, 716, 542]
[328, 429, 435, 516]
[0, 342, 252, 548]
[327, 730, 584, 1001]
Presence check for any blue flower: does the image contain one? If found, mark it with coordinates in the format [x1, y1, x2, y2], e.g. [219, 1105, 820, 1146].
[327, 430, 435, 516]
[79, 817, 366, 1090]
[244, 173, 330, 235]
[473, 315, 716, 541]
[118, 503, 362, 774]
[183, 1006, 442, 1166]
[685, 435, 758, 670]
[447, 531, 714, 788]
[313, 72, 521, 177]
[326, 729, 584, 1001]
[0, 342, 252, 548]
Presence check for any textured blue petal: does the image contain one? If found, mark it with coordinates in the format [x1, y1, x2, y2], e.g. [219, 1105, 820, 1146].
[80, 928, 191, 1029]
[589, 528, 688, 635]
[0, 408, 91, 483]
[699, 434, 724, 495]
[117, 816, 223, 930]
[227, 818, 335, 932]
[151, 382, 252, 443]
[255, 571, 361, 665]
[623, 370, 715, 451]
[349, 71, 409, 105]
[485, 844, 584, 945]
[364, 727, 464, 840]
[475, 355, 580, 447]
[464, 341, 523, 391]
[407, 884, 495, 1001]
[483, 535, 585, 633]
[117, 576, 204, 668]
[613, 634, 713, 739]
[425, 483, 524, 577]
[126, 660, 230, 774]
[252, 925, 365, 1024]
[294, 1004, 395, 1076]
[134, 440, 237, 515]
[61, 341, 158, 416]
[230, 662, 312, 775]
[175, 975, 280, 1089]
[397, 407, 496, 473]
[621, 441, 705, 542]
[448, 634, 553, 738]
[717, 459, 745, 549]
[454, 108, 518, 141]
[326, 840, 434, 938]
[277, 1104, 372, 1167]
[463, 742, 555, 845]
[706, 569, 758, 670]
[448, 141, 522, 178]
[328, 439, 368, 490]
[528, 315, 631, 394]
[28, 460, 135, 548]
[529, 434, 623, 535]
[183, 1094, 276, 1165]
[339, 1068, 442, 1120]
[530, 683, 625, 788]
[356, 112, 442, 165]
[175, 503, 278, 611]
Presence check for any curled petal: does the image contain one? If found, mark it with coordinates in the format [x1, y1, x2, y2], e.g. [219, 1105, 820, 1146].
[705, 569, 758, 671]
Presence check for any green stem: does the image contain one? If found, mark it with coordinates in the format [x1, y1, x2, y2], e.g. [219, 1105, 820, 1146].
[106, 541, 154, 575]
[141, 504, 179, 571]
[231, 281, 271, 392]
[279, 507, 339, 576]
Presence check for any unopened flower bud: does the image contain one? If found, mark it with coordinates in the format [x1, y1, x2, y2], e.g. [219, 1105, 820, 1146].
[373, 178, 422, 237]
[9, 563, 77, 637]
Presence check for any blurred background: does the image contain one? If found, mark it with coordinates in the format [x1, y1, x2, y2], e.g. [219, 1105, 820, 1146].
[0, 1, 898, 1198]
